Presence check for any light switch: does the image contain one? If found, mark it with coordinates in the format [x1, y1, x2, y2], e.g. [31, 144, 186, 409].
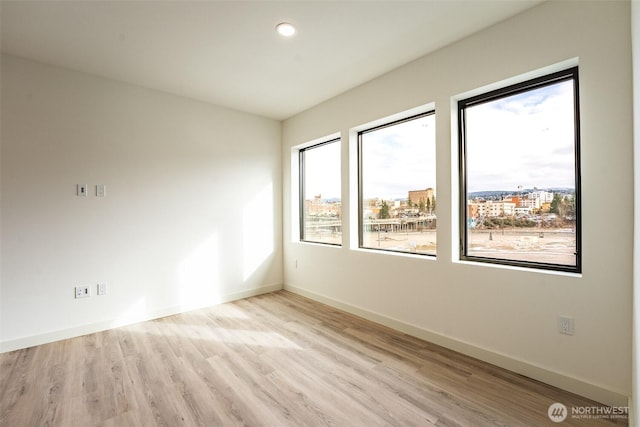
[77, 184, 87, 196]
[96, 184, 106, 197]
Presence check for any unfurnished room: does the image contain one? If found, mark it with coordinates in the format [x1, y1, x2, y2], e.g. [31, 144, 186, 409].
[0, 1, 638, 426]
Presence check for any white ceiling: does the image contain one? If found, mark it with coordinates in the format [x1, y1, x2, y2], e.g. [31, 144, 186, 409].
[1, 1, 543, 120]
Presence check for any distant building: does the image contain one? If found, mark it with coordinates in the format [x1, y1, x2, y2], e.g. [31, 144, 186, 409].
[520, 197, 540, 210]
[408, 188, 434, 207]
[503, 195, 521, 206]
[468, 200, 516, 218]
[521, 190, 554, 211]
[468, 203, 479, 219]
[305, 194, 341, 217]
[530, 190, 554, 203]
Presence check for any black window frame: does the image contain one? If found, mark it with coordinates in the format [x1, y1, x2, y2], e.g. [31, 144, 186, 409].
[357, 110, 437, 256]
[458, 67, 582, 273]
[299, 138, 342, 246]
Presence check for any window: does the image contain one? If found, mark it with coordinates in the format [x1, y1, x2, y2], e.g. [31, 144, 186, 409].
[358, 112, 436, 255]
[458, 67, 581, 272]
[299, 139, 341, 245]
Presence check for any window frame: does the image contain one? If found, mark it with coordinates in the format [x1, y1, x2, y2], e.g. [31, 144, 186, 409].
[357, 110, 437, 256]
[458, 67, 582, 273]
[299, 137, 342, 246]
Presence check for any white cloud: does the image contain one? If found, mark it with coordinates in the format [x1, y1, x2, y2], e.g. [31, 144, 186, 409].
[465, 80, 576, 192]
[361, 114, 436, 200]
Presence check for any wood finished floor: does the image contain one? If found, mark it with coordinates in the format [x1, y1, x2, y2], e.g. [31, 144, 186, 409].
[0, 290, 627, 426]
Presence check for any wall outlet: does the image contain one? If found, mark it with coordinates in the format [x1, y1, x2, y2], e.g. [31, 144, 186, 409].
[75, 285, 91, 299]
[558, 315, 574, 335]
[97, 283, 108, 295]
[77, 184, 88, 197]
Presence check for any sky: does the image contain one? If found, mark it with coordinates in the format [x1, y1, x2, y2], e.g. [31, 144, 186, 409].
[465, 79, 576, 193]
[303, 140, 342, 200]
[303, 114, 437, 201]
[361, 114, 436, 200]
[303, 79, 576, 202]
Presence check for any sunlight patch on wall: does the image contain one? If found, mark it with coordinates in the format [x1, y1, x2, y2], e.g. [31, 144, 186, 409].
[179, 232, 221, 311]
[243, 183, 274, 281]
[112, 298, 148, 328]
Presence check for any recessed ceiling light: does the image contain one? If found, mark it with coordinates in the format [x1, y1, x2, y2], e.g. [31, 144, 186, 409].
[276, 22, 296, 37]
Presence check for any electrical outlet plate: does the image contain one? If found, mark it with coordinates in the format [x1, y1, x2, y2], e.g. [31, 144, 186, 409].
[77, 184, 88, 197]
[558, 315, 574, 335]
[97, 283, 107, 295]
[75, 285, 90, 298]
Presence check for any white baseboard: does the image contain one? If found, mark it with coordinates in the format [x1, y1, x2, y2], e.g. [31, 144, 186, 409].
[284, 283, 629, 408]
[0, 284, 283, 353]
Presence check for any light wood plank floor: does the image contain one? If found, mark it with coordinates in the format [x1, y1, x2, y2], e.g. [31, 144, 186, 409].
[0, 291, 628, 426]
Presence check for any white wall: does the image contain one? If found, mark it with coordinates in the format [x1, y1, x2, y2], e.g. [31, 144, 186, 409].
[632, 0, 640, 423]
[283, 1, 632, 406]
[0, 55, 283, 351]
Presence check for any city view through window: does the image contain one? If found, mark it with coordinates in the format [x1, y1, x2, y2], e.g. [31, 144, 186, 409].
[299, 70, 578, 272]
[461, 70, 580, 270]
[359, 112, 436, 255]
[300, 139, 342, 245]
